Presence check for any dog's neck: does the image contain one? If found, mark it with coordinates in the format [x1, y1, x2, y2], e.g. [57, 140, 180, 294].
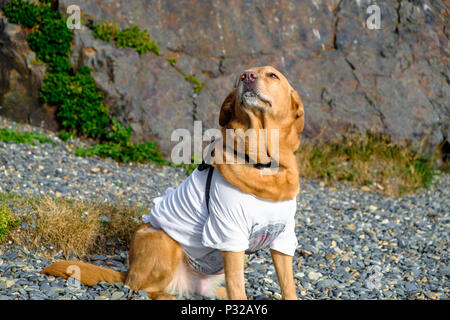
[221, 108, 298, 164]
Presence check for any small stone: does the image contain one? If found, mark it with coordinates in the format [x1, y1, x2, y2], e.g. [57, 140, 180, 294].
[308, 271, 322, 281]
[325, 253, 335, 260]
[111, 291, 124, 300]
[383, 290, 393, 297]
[99, 215, 111, 223]
[425, 292, 442, 300]
[92, 255, 106, 261]
[345, 224, 356, 231]
[403, 282, 417, 292]
[375, 183, 384, 191]
[113, 282, 124, 289]
[317, 279, 338, 289]
[91, 168, 101, 173]
[138, 290, 148, 298]
[369, 205, 377, 212]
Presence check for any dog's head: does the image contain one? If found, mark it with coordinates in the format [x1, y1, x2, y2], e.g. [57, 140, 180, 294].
[219, 66, 304, 152]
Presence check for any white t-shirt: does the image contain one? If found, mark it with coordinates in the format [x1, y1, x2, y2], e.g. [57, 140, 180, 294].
[142, 167, 297, 275]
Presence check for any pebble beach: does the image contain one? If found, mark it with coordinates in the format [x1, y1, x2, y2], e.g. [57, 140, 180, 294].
[0, 117, 448, 300]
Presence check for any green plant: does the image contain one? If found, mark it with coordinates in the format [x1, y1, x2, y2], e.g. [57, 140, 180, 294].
[75, 141, 167, 165]
[0, 128, 55, 146]
[5, 0, 75, 71]
[47, 67, 111, 139]
[58, 130, 76, 142]
[92, 21, 160, 55]
[0, 201, 19, 242]
[92, 20, 120, 42]
[115, 25, 160, 55]
[180, 71, 206, 94]
[113, 181, 125, 189]
[410, 157, 434, 188]
[30, 58, 44, 66]
[166, 58, 177, 66]
[3, 0, 167, 165]
[2, 0, 41, 28]
[40, 67, 111, 140]
[106, 117, 132, 144]
[27, 11, 73, 66]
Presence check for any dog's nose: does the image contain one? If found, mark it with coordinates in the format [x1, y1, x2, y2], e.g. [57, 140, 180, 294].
[241, 71, 258, 83]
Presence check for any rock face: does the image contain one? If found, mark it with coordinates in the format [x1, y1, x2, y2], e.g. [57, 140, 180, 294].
[0, 12, 58, 131]
[69, 26, 194, 153]
[1, 0, 449, 156]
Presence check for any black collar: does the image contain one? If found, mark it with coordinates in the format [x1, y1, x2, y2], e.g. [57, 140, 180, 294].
[199, 145, 275, 171]
[233, 147, 274, 169]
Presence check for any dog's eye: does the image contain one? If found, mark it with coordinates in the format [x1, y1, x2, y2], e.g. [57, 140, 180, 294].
[267, 72, 279, 80]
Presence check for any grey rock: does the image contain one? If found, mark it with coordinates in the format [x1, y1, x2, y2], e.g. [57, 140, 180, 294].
[403, 282, 418, 293]
[138, 290, 148, 298]
[0, 16, 56, 131]
[2, 0, 448, 156]
[113, 282, 124, 290]
[316, 279, 339, 289]
[111, 291, 124, 300]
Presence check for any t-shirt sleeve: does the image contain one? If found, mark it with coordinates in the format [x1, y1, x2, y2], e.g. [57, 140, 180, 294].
[201, 201, 250, 252]
[269, 214, 298, 256]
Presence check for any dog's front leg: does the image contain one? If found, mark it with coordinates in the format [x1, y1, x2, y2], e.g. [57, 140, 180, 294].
[270, 249, 297, 300]
[222, 251, 247, 300]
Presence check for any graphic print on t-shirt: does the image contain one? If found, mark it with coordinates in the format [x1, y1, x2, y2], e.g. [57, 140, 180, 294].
[185, 249, 224, 275]
[246, 222, 286, 253]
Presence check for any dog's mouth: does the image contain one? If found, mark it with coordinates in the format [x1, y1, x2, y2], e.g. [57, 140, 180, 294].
[242, 90, 257, 99]
[240, 87, 272, 108]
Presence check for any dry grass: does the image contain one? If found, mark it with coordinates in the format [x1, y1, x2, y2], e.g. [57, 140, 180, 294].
[4, 195, 144, 259]
[296, 132, 438, 196]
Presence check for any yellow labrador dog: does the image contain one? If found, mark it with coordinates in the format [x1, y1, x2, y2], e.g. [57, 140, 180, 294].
[43, 66, 305, 300]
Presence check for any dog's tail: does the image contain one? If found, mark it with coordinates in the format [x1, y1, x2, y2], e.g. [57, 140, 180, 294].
[42, 260, 127, 286]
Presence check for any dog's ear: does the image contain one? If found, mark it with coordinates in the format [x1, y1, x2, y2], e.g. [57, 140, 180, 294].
[291, 89, 305, 134]
[219, 89, 237, 127]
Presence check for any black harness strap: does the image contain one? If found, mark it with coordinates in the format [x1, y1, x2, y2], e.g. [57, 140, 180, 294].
[204, 165, 215, 214]
[197, 144, 275, 213]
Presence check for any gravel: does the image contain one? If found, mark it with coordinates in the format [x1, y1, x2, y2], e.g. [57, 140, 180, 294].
[0, 116, 449, 300]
